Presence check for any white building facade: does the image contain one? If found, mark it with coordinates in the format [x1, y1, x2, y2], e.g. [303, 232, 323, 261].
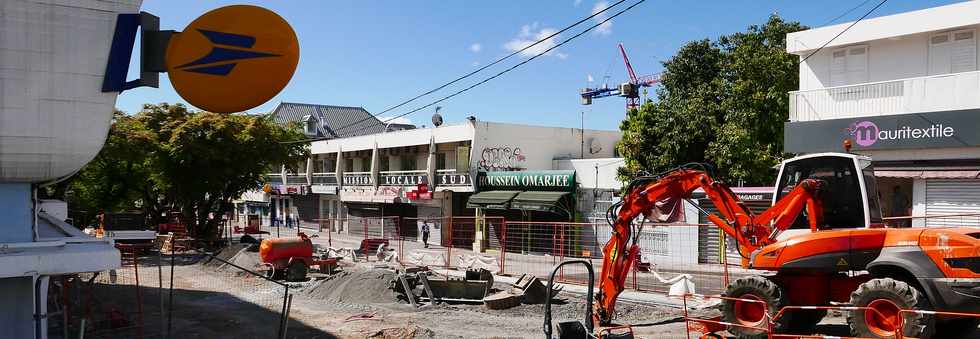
[785, 1, 980, 226]
[256, 118, 622, 247]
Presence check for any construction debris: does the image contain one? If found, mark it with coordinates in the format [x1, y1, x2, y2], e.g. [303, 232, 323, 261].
[481, 274, 562, 310]
[456, 254, 499, 273]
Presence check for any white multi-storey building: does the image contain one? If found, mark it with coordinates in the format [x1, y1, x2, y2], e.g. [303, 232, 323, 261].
[785, 1, 980, 226]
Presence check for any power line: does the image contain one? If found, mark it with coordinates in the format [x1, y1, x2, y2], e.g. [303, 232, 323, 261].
[338, 0, 648, 137]
[799, 0, 887, 65]
[820, 0, 873, 26]
[332, 0, 630, 135]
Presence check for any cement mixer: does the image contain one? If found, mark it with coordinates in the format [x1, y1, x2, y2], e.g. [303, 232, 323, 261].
[259, 232, 337, 281]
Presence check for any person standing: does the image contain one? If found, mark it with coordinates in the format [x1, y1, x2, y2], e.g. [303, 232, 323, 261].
[421, 220, 430, 248]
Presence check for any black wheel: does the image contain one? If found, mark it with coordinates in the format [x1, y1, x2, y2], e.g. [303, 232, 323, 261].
[847, 278, 934, 338]
[722, 276, 790, 339]
[286, 261, 308, 282]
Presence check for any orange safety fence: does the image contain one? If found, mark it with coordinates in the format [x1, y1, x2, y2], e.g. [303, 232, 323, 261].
[682, 293, 773, 339]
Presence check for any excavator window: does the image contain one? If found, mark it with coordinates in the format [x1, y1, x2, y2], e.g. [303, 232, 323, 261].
[777, 156, 867, 229]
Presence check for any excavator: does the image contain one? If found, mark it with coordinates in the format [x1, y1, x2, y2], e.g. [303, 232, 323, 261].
[544, 152, 980, 339]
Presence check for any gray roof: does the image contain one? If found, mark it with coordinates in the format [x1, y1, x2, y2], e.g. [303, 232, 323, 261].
[272, 102, 387, 139]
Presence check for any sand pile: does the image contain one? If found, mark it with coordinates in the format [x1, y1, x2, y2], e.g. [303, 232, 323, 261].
[205, 243, 251, 267]
[303, 268, 401, 304]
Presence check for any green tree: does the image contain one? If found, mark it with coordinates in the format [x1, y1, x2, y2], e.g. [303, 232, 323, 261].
[64, 103, 308, 239]
[617, 15, 805, 185]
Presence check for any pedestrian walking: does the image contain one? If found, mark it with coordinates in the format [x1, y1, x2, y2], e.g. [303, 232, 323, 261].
[421, 220, 430, 248]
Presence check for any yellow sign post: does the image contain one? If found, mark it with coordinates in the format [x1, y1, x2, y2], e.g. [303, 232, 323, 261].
[165, 5, 299, 113]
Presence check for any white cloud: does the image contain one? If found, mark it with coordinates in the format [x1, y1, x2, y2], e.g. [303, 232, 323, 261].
[503, 22, 567, 59]
[472, 61, 481, 66]
[592, 1, 613, 36]
[470, 43, 482, 52]
[573, 0, 583, 7]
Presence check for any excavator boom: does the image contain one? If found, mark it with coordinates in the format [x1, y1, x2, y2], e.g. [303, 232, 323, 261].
[594, 168, 823, 324]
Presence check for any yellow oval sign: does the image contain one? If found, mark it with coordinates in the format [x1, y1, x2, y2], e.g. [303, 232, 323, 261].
[166, 5, 299, 113]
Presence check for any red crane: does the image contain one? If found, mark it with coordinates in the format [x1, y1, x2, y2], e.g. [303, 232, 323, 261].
[580, 43, 660, 110]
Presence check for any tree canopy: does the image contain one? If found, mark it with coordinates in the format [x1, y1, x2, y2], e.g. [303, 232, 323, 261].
[60, 103, 308, 239]
[617, 15, 806, 185]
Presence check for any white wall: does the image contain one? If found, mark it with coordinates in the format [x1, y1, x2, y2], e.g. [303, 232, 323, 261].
[554, 158, 624, 189]
[471, 121, 621, 171]
[799, 30, 939, 91]
[787, 1, 980, 54]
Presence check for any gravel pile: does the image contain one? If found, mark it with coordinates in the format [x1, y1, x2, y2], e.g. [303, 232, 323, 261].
[302, 268, 402, 305]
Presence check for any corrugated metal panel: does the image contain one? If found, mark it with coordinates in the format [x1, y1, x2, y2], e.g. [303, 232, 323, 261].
[925, 179, 980, 227]
[272, 103, 388, 138]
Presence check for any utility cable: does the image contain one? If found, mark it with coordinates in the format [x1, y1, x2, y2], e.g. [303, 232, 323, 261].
[337, 0, 648, 137]
[798, 0, 887, 65]
[820, 0, 873, 26]
[329, 0, 631, 136]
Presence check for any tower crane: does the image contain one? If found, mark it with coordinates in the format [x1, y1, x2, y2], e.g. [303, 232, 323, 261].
[580, 43, 660, 110]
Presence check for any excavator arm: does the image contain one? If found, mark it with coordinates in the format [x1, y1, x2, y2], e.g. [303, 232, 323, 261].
[594, 168, 823, 324]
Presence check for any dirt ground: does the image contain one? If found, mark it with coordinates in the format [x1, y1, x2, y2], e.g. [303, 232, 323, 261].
[84, 245, 978, 339]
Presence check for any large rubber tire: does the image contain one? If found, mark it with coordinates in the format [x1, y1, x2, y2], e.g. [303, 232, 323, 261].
[286, 261, 308, 282]
[847, 278, 934, 338]
[722, 276, 790, 339]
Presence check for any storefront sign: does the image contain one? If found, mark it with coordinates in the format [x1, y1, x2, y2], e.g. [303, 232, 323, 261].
[268, 184, 308, 195]
[340, 186, 403, 203]
[478, 170, 575, 192]
[381, 174, 427, 186]
[343, 173, 373, 186]
[437, 172, 471, 186]
[310, 185, 338, 194]
[785, 109, 980, 152]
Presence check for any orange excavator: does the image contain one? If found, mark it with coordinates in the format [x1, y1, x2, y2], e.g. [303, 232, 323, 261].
[546, 153, 980, 338]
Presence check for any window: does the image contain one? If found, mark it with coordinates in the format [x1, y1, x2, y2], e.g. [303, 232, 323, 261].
[830, 46, 868, 87]
[344, 158, 354, 172]
[777, 156, 865, 229]
[379, 156, 390, 172]
[360, 158, 371, 172]
[456, 146, 470, 172]
[930, 30, 976, 75]
[401, 155, 416, 171]
[301, 115, 317, 136]
[436, 153, 447, 170]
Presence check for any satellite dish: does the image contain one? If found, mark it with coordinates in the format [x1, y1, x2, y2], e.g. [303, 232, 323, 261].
[432, 113, 443, 127]
[589, 139, 603, 154]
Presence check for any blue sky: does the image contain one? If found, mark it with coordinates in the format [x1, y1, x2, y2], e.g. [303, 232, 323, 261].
[119, 0, 962, 131]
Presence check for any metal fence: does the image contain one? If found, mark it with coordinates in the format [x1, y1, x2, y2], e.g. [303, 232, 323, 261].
[48, 241, 292, 339]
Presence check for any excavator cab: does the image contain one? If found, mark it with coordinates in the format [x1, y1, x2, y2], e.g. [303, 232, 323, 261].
[773, 153, 883, 236]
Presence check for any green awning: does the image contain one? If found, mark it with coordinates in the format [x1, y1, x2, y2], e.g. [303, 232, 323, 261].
[466, 190, 521, 209]
[510, 191, 571, 214]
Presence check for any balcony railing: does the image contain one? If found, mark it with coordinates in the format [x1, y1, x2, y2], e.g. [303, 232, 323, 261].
[285, 174, 308, 185]
[342, 171, 373, 186]
[379, 170, 427, 186]
[311, 172, 338, 185]
[264, 173, 283, 185]
[789, 70, 980, 122]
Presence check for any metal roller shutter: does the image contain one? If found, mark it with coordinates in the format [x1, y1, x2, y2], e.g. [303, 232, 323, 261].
[925, 179, 980, 227]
